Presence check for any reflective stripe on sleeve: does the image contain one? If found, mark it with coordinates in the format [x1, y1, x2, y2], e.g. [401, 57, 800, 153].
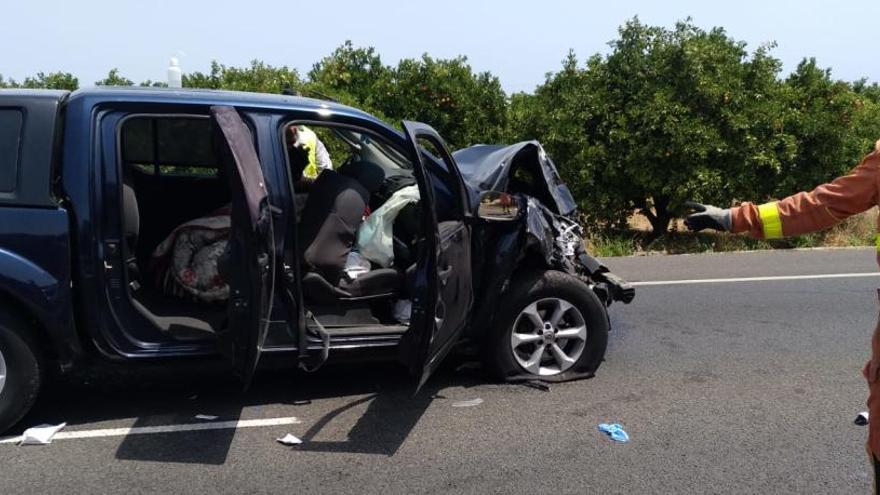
[757, 201, 783, 239]
[875, 233, 880, 253]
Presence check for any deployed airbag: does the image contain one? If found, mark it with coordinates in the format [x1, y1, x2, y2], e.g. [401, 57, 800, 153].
[356, 185, 420, 267]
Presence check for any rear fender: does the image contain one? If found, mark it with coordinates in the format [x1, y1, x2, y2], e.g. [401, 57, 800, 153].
[0, 248, 80, 369]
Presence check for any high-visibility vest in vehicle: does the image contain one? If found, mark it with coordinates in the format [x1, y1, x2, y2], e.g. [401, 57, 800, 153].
[298, 126, 320, 179]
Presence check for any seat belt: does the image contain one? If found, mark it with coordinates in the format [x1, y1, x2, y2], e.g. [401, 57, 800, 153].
[299, 310, 330, 373]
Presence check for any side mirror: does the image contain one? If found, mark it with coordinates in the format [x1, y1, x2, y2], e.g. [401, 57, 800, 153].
[477, 191, 519, 222]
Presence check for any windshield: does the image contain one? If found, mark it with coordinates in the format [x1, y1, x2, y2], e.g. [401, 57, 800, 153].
[332, 128, 412, 171]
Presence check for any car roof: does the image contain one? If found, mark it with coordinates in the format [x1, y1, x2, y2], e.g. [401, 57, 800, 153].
[0, 88, 70, 99]
[66, 86, 390, 128]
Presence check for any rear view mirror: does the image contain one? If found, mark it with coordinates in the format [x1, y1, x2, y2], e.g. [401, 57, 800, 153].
[477, 191, 519, 221]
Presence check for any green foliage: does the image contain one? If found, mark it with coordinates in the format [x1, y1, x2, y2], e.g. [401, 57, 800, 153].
[767, 59, 870, 196]
[304, 40, 391, 117]
[854, 79, 880, 103]
[0, 71, 79, 90]
[305, 42, 508, 149]
[377, 54, 508, 148]
[95, 68, 133, 86]
[183, 60, 302, 94]
[510, 18, 880, 235]
[139, 80, 169, 88]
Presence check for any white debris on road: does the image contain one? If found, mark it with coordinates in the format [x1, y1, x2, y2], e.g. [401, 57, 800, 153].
[276, 433, 303, 446]
[18, 423, 67, 445]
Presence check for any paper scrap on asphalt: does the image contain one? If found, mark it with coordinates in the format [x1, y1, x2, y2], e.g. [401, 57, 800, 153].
[19, 423, 67, 445]
[452, 398, 484, 407]
[194, 414, 219, 421]
[276, 433, 303, 446]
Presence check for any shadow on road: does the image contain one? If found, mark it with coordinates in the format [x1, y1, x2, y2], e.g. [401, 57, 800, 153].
[13, 357, 487, 464]
[294, 385, 440, 457]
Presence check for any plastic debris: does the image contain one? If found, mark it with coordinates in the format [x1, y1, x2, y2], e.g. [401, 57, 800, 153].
[194, 414, 219, 421]
[452, 398, 484, 408]
[393, 299, 412, 324]
[598, 423, 629, 443]
[343, 251, 371, 280]
[19, 423, 67, 445]
[276, 433, 303, 446]
[856, 411, 870, 426]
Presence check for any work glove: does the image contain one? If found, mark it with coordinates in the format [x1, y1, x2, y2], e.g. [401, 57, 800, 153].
[684, 201, 732, 232]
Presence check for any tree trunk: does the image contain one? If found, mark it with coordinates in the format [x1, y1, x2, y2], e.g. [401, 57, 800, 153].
[640, 196, 672, 236]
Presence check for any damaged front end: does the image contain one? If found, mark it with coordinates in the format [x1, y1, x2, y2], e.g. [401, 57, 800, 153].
[523, 197, 635, 306]
[455, 140, 634, 327]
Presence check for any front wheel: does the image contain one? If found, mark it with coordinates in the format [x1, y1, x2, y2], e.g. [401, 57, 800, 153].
[484, 271, 609, 381]
[0, 309, 42, 434]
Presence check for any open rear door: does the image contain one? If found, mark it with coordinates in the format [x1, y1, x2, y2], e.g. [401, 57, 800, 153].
[210, 106, 276, 386]
[399, 121, 474, 392]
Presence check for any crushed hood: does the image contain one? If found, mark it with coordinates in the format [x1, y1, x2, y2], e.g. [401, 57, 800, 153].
[452, 141, 577, 216]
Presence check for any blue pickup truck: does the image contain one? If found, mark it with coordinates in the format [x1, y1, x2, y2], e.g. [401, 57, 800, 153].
[0, 88, 633, 432]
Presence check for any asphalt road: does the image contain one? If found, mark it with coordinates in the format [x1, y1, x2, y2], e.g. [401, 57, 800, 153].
[2, 248, 879, 494]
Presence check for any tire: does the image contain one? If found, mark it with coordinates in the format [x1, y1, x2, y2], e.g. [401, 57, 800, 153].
[484, 270, 609, 382]
[0, 309, 42, 434]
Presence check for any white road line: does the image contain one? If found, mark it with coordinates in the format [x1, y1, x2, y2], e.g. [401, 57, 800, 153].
[629, 272, 880, 287]
[0, 416, 301, 445]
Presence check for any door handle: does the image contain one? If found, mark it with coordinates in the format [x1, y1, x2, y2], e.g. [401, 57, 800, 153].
[435, 299, 446, 328]
[438, 264, 452, 285]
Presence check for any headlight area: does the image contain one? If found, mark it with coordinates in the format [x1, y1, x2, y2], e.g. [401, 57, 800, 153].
[553, 217, 635, 306]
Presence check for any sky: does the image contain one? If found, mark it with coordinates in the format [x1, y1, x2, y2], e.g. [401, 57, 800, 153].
[3, 0, 878, 93]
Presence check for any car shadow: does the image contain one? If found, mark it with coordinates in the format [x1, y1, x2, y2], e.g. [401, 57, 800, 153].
[11, 356, 489, 464]
[291, 378, 444, 457]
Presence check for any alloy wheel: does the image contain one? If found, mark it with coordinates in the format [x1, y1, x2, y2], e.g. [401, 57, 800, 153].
[510, 297, 587, 376]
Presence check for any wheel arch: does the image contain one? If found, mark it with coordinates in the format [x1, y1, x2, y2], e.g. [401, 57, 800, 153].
[0, 248, 81, 371]
[483, 268, 609, 382]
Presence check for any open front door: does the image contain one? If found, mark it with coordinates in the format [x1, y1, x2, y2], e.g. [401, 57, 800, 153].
[210, 106, 276, 386]
[399, 121, 474, 391]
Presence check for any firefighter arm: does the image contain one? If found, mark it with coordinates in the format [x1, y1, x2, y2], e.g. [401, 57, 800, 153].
[730, 153, 880, 239]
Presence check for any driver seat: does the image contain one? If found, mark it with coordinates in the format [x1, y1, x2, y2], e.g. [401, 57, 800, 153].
[298, 169, 402, 304]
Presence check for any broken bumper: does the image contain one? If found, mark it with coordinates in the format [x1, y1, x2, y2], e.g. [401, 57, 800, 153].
[576, 252, 635, 305]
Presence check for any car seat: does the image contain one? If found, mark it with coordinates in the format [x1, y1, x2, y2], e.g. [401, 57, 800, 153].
[122, 182, 142, 286]
[297, 169, 402, 303]
[123, 182, 140, 251]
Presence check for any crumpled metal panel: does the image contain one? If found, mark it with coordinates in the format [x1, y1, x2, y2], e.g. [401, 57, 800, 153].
[453, 141, 577, 216]
[523, 196, 556, 266]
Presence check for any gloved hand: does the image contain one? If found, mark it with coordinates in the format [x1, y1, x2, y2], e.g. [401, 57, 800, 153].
[684, 201, 732, 232]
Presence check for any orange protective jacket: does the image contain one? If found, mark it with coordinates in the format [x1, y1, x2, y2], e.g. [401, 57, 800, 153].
[730, 145, 880, 457]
